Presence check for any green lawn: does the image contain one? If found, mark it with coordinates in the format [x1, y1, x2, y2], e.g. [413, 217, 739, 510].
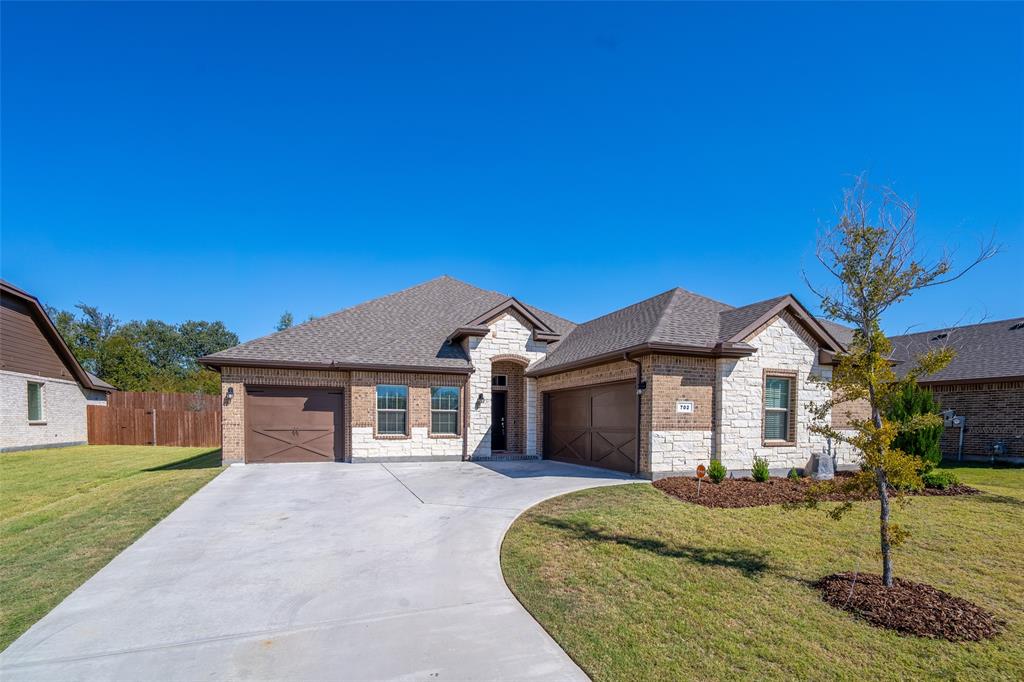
[0, 445, 223, 651]
[502, 465, 1024, 681]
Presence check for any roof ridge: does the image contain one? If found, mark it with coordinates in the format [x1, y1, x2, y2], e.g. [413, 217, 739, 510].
[568, 287, 679, 331]
[673, 286, 735, 311]
[212, 276, 467, 353]
[889, 316, 1024, 339]
[648, 288, 687, 343]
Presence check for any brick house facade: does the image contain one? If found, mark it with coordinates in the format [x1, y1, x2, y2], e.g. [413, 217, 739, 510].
[204, 277, 871, 476]
[887, 318, 1024, 462]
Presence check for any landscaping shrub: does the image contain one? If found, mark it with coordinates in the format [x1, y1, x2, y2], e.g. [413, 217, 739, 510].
[751, 457, 770, 482]
[886, 382, 943, 471]
[708, 460, 727, 483]
[922, 469, 960, 490]
[788, 468, 801, 480]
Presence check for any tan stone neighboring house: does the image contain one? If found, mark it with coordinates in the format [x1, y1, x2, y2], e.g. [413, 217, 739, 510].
[201, 276, 860, 477]
[1, 280, 114, 452]
[889, 319, 1024, 461]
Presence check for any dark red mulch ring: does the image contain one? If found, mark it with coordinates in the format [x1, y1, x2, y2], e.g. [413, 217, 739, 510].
[815, 572, 1004, 641]
[652, 473, 979, 509]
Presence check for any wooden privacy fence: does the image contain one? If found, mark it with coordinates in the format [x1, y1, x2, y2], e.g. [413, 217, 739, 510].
[88, 391, 221, 447]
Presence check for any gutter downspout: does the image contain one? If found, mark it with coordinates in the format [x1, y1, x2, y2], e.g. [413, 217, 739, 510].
[624, 352, 643, 477]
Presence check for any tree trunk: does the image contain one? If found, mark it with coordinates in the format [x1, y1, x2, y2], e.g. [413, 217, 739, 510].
[875, 466, 894, 587]
[865, 353, 894, 588]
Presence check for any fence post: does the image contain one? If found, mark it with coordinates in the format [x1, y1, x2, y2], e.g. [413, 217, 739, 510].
[151, 409, 157, 446]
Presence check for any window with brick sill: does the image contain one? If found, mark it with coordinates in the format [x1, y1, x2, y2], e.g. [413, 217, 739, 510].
[430, 386, 460, 436]
[376, 384, 408, 436]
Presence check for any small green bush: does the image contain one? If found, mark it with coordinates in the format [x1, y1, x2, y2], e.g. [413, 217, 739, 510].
[751, 457, 770, 482]
[922, 469, 959, 489]
[787, 468, 801, 480]
[708, 460, 728, 483]
[886, 382, 943, 471]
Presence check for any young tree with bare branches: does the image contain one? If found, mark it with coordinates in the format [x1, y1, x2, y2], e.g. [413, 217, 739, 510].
[806, 177, 997, 587]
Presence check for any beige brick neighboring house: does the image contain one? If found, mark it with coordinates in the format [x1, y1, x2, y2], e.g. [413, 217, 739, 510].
[201, 276, 866, 477]
[1, 280, 113, 452]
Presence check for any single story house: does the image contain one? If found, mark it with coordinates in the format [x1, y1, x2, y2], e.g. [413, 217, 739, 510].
[1, 280, 114, 452]
[889, 318, 1024, 461]
[201, 276, 861, 477]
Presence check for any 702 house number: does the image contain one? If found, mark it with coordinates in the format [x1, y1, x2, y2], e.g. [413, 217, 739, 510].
[676, 400, 694, 414]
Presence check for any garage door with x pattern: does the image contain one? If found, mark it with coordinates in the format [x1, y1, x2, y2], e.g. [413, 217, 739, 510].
[543, 381, 637, 473]
[245, 387, 343, 463]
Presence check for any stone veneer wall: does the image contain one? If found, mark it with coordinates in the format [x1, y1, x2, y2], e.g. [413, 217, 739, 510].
[220, 366, 465, 463]
[930, 380, 1024, 458]
[715, 312, 859, 471]
[464, 311, 548, 459]
[0, 370, 106, 452]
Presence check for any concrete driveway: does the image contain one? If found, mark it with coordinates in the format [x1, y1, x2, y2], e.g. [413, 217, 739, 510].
[0, 460, 636, 681]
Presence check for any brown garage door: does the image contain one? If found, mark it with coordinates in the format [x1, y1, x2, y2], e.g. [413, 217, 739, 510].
[245, 387, 343, 463]
[544, 381, 636, 474]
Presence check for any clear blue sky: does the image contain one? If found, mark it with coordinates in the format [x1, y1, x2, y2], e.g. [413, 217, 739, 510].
[2, 2, 1021, 343]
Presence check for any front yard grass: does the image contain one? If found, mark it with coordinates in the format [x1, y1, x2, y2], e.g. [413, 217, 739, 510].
[0, 445, 223, 651]
[502, 464, 1024, 680]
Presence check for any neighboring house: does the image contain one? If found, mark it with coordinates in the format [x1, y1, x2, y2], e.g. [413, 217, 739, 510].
[890, 319, 1024, 460]
[201, 276, 859, 477]
[1, 280, 114, 452]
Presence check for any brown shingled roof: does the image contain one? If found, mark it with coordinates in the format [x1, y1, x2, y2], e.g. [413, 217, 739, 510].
[889, 318, 1024, 383]
[200, 276, 575, 373]
[526, 290, 845, 377]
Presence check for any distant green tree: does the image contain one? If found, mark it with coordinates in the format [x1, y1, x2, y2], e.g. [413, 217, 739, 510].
[45, 303, 238, 394]
[47, 303, 118, 374]
[276, 312, 294, 331]
[99, 334, 155, 391]
[176, 321, 238, 373]
[886, 382, 943, 471]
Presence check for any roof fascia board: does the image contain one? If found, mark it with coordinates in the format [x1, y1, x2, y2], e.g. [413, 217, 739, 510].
[447, 297, 561, 344]
[467, 297, 556, 334]
[198, 356, 474, 375]
[525, 341, 755, 378]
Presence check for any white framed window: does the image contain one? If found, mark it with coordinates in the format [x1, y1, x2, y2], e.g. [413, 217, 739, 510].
[27, 382, 44, 422]
[376, 385, 408, 435]
[430, 386, 460, 435]
[764, 376, 791, 441]
[491, 375, 507, 387]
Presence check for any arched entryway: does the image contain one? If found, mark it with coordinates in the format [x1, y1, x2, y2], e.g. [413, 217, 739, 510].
[491, 357, 528, 454]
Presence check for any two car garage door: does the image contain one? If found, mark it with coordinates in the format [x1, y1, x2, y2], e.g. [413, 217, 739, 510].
[543, 381, 637, 474]
[245, 387, 343, 463]
[244, 382, 635, 471]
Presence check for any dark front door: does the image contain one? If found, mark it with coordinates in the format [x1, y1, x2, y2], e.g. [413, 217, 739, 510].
[543, 381, 637, 473]
[491, 391, 507, 451]
[245, 387, 343, 463]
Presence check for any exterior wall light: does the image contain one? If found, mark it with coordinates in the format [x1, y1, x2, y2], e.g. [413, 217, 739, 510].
[225, 387, 235, 403]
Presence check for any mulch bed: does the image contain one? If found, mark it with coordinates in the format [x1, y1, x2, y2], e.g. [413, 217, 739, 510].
[652, 473, 979, 509]
[815, 572, 1004, 641]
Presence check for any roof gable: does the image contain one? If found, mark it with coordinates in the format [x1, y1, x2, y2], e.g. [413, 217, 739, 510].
[447, 297, 561, 344]
[0, 280, 113, 392]
[718, 295, 845, 352]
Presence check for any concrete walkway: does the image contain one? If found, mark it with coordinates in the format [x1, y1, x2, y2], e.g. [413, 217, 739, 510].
[0, 460, 636, 681]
